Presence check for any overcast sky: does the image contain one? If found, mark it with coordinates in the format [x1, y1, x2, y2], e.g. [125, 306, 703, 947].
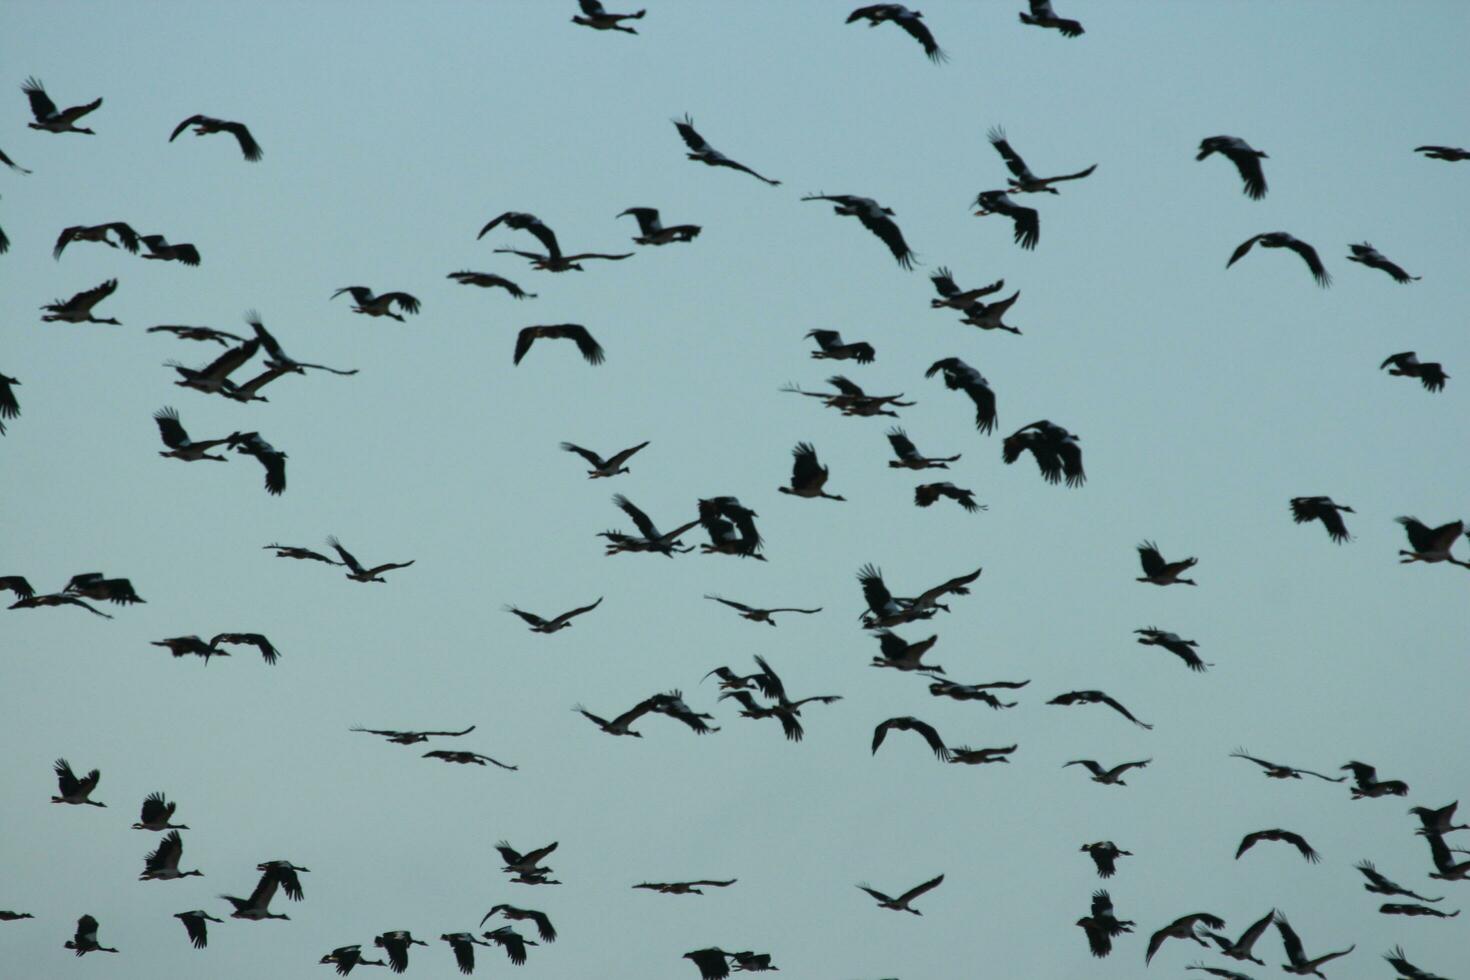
[3, 2, 1468, 978]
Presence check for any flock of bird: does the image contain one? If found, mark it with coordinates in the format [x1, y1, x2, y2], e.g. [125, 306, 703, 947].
[3, 3, 1467, 979]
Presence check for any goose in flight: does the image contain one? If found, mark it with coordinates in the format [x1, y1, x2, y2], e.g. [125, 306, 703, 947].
[1065, 758, 1150, 786]
[573, 0, 646, 33]
[575, 695, 661, 737]
[704, 594, 820, 626]
[926, 358, 996, 433]
[1347, 242, 1419, 282]
[619, 207, 700, 245]
[331, 286, 420, 321]
[514, 324, 604, 365]
[133, 792, 188, 830]
[871, 716, 949, 760]
[352, 725, 476, 745]
[496, 840, 558, 877]
[801, 193, 915, 269]
[1080, 841, 1131, 878]
[1410, 801, 1469, 837]
[173, 910, 222, 949]
[228, 431, 286, 495]
[52, 759, 106, 806]
[139, 830, 203, 880]
[1383, 945, 1451, 980]
[1414, 144, 1470, 161]
[1342, 760, 1408, 798]
[1197, 136, 1268, 199]
[1227, 233, 1331, 287]
[247, 311, 358, 375]
[9, 590, 113, 617]
[439, 933, 490, 975]
[782, 375, 914, 417]
[153, 407, 234, 462]
[779, 442, 845, 500]
[914, 481, 984, 512]
[256, 861, 310, 901]
[806, 329, 875, 363]
[1395, 517, 1468, 566]
[0, 372, 18, 436]
[684, 948, 735, 980]
[481, 904, 556, 941]
[927, 678, 1022, 709]
[1290, 497, 1354, 543]
[1354, 861, 1442, 903]
[1200, 909, 1277, 966]
[1136, 541, 1197, 585]
[886, 428, 958, 469]
[1235, 829, 1320, 863]
[478, 211, 562, 255]
[1422, 832, 1470, 881]
[139, 233, 201, 265]
[1275, 914, 1354, 977]
[987, 127, 1095, 194]
[948, 744, 1016, 765]
[1230, 748, 1343, 783]
[561, 439, 648, 478]
[1145, 913, 1226, 965]
[65, 915, 117, 955]
[634, 879, 736, 896]
[53, 221, 139, 259]
[859, 562, 981, 628]
[1380, 352, 1447, 392]
[494, 246, 633, 272]
[1019, 0, 1083, 37]
[673, 115, 780, 185]
[447, 270, 536, 298]
[1048, 689, 1153, 729]
[721, 690, 812, 742]
[1076, 890, 1133, 958]
[651, 690, 722, 735]
[929, 268, 1005, 310]
[973, 190, 1039, 249]
[505, 596, 603, 633]
[956, 290, 1022, 334]
[327, 536, 415, 582]
[23, 77, 101, 134]
[871, 630, 943, 673]
[166, 337, 260, 396]
[697, 496, 764, 560]
[1134, 628, 1211, 671]
[148, 324, 247, 346]
[846, 6, 946, 62]
[169, 115, 262, 160]
[221, 869, 289, 920]
[600, 494, 699, 556]
[64, 573, 144, 605]
[209, 632, 281, 665]
[264, 542, 340, 564]
[152, 635, 220, 663]
[482, 926, 539, 965]
[857, 873, 944, 914]
[0, 146, 30, 172]
[374, 931, 428, 973]
[703, 666, 764, 691]
[41, 278, 121, 324]
[423, 749, 518, 770]
[741, 654, 841, 716]
[1002, 420, 1084, 486]
[319, 945, 387, 974]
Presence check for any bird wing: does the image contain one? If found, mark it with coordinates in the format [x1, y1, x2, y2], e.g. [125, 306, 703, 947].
[247, 869, 281, 908]
[673, 115, 710, 152]
[553, 596, 603, 624]
[327, 537, 367, 574]
[893, 12, 945, 61]
[380, 292, 421, 314]
[221, 121, 262, 161]
[858, 564, 894, 614]
[988, 128, 1035, 182]
[857, 884, 895, 904]
[856, 210, 915, 269]
[564, 324, 605, 364]
[153, 408, 190, 448]
[1110, 759, 1149, 779]
[887, 428, 920, 459]
[1281, 832, 1320, 862]
[707, 595, 753, 613]
[789, 442, 825, 488]
[605, 441, 649, 468]
[1274, 915, 1306, 966]
[911, 718, 949, 759]
[331, 286, 374, 305]
[1138, 543, 1166, 577]
[611, 494, 659, 539]
[1228, 151, 1267, 199]
[1284, 238, 1332, 286]
[513, 327, 539, 365]
[72, 278, 119, 309]
[1048, 163, 1098, 183]
[1226, 235, 1263, 268]
[168, 115, 206, 142]
[897, 873, 944, 903]
[1098, 693, 1152, 729]
[23, 80, 59, 120]
[0, 145, 31, 173]
[914, 565, 982, 606]
[560, 441, 604, 467]
[198, 338, 261, 381]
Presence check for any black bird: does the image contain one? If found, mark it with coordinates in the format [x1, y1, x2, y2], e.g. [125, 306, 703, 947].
[648, 690, 722, 735]
[1200, 909, 1276, 967]
[704, 595, 821, 626]
[65, 572, 144, 605]
[1383, 944, 1451, 980]
[440, 933, 491, 975]
[947, 744, 1016, 765]
[173, 910, 222, 949]
[1409, 801, 1469, 837]
[228, 431, 286, 495]
[857, 873, 945, 913]
[147, 325, 247, 346]
[1197, 136, 1268, 199]
[374, 931, 428, 974]
[247, 311, 358, 375]
[561, 439, 649, 478]
[845, 6, 946, 62]
[779, 442, 845, 501]
[53, 221, 139, 259]
[351, 725, 476, 745]
[973, 190, 1038, 249]
[1290, 497, 1354, 543]
[139, 233, 201, 266]
[871, 716, 949, 760]
[987, 127, 1095, 193]
[925, 358, 996, 433]
[169, 115, 262, 160]
[1342, 761, 1408, 798]
[425, 750, 518, 769]
[1080, 841, 1131, 878]
[673, 115, 780, 185]
[1383, 904, 1457, 920]
[697, 496, 764, 560]
[166, 337, 260, 397]
[1048, 689, 1152, 729]
[1235, 829, 1320, 863]
[328, 536, 416, 582]
[1064, 758, 1150, 786]
[133, 792, 188, 830]
[1145, 913, 1226, 965]
[914, 482, 984, 512]
[782, 375, 914, 418]
[0, 372, 18, 436]
[929, 268, 1005, 310]
[1136, 541, 1197, 585]
[331, 286, 420, 320]
[153, 636, 221, 663]
[514, 324, 604, 365]
[139, 830, 203, 880]
[634, 879, 736, 895]
[802, 194, 915, 268]
[0, 575, 35, 600]
[23, 77, 102, 134]
[1347, 242, 1419, 282]
[263, 542, 340, 565]
[927, 677, 1023, 709]
[807, 329, 875, 363]
[573, 0, 646, 33]
[1396, 517, 1468, 566]
[256, 861, 310, 900]
[480, 904, 557, 942]
[1134, 628, 1211, 671]
[447, 270, 536, 298]
[1230, 748, 1344, 783]
[1019, 0, 1084, 37]
[1274, 913, 1354, 977]
[575, 695, 661, 737]
[857, 563, 981, 629]
[320, 945, 388, 974]
[1354, 861, 1442, 903]
[1414, 144, 1470, 161]
[210, 632, 281, 665]
[1076, 890, 1133, 958]
[684, 948, 735, 980]
[154, 407, 233, 462]
[871, 630, 943, 673]
[0, 146, 30, 172]
[618, 207, 700, 245]
[505, 596, 603, 633]
[64, 914, 117, 955]
[1002, 420, 1084, 486]
[494, 246, 633, 272]
[496, 840, 558, 877]
[9, 591, 113, 617]
[886, 428, 958, 469]
[478, 211, 562, 256]
[41, 278, 121, 325]
[1380, 352, 1448, 392]
[52, 759, 106, 806]
[1227, 232, 1331, 287]
[600, 494, 700, 557]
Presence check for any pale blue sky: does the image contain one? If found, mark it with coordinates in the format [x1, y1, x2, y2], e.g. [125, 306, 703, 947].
[3, 2, 1468, 977]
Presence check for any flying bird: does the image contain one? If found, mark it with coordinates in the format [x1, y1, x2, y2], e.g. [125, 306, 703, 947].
[64, 573, 144, 605]
[247, 311, 358, 375]
[1290, 497, 1354, 543]
[1347, 242, 1419, 282]
[481, 904, 557, 941]
[987, 127, 1096, 193]
[1076, 890, 1133, 958]
[1197, 136, 1268, 199]
[1235, 829, 1320, 863]
[1134, 627, 1211, 671]
[494, 246, 633, 272]
[447, 270, 536, 298]
[1395, 517, 1468, 566]
[886, 428, 958, 469]
[1019, 0, 1084, 37]
[1413, 144, 1470, 161]
[947, 744, 1016, 765]
[697, 496, 764, 560]
[166, 337, 260, 396]
[857, 873, 945, 914]
[1383, 945, 1451, 980]
[514, 324, 605, 365]
[0, 146, 30, 172]
[147, 324, 246, 346]
[618, 207, 701, 245]
[263, 542, 340, 565]
[153, 636, 220, 662]
[1227, 233, 1331, 287]
[153, 407, 233, 462]
[9, 591, 113, 617]
[573, 0, 646, 33]
[1230, 748, 1344, 782]
[633, 880, 736, 896]
[1354, 861, 1442, 903]
[328, 536, 416, 582]
[374, 931, 428, 974]
[228, 431, 287, 495]
[1199, 910, 1277, 967]
[64, 915, 117, 955]
[973, 190, 1038, 249]
[133, 792, 188, 830]
[1048, 689, 1153, 729]
[927, 677, 1023, 709]
[1080, 841, 1132, 878]
[173, 910, 222, 949]
[1136, 541, 1198, 585]
[925, 358, 996, 433]
[478, 211, 562, 255]
[505, 596, 603, 633]
[782, 376, 914, 418]
[673, 115, 780, 185]
[52, 759, 106, 806]
[1002, 420, 1084, 486]
[319, 945, 387, 975]
[256, 861, 310, 900]
[0, 373, 18, 436]
[1342, 760, 1409, 798]
[221, 869, 289, 920]
[806, 329, 875, 363]
[496, 840, 558, 877]
[929, 268, 1005, 309]
[210, 632, 281, 665]
[871, 716, 949, 760]
[845, 5, 946, 62]
[1380, 352, 1447, 392]
[139, 233, 201, 265]
[1145, 913, 1226, 965]
[1409, 801, 1469, 837]
[955, 290, 1022, 334]
[1423, 831, 1470, 881]
[139, 830, 203, 880]
[1064, 758, 1150, 786]
[600, 494, 700, 556]
[871, 630, 943, 673]
[575, 695, 661, 737]
[23, 77, 102, 134]
[802, 194, 915, 268]
[168, 115, 262, 160]
[704, 594, 821, 626]
[1274, 914, 1354, 977]
[41, 278, 121, 325]
[331, 286, 420, 321]
[440, 932, 490, 975]
[779, 441, 846, 500]
[351, 725, 476, 745]
[914, 482, 984, 512]
[561, 439, 648, 478]
[423, 750, 518, 770]
[53, 221, 139, 259]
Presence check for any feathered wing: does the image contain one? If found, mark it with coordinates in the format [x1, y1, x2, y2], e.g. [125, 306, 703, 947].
[1285, 237, 1332, 287]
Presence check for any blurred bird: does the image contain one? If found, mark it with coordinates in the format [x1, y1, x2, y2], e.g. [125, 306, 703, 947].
[53, 221, 139, 259]
[331, 286, 420, 320]
[1136, 541, 1197, 585]
[807, 329, 875, 363]
[1134, 627, 1211, 671]
[619, 207, 700, 245]
[1227, 232, 1331, 287]
[1080, 841, 1132, 878]
[168, 115, 262, 160]
[447, 270, 536, 298]
[1235, 829, 1320, 863]
[573, 0, 646, 33]
[1380, 352, 1447, 392]
[802, 193, 916, 268]
[1019, 0, 1084, 37]
[987, 127, 1095, 193]
[857, 873, 945, 913]
[1347, 242, 1419, 282]
[973, 190, 1039, 249]
[1290, 496, 1355, 543]
[845, 5, 946, 62]
[561, 439, 648, 478]
[1197, 136, 1268, 199]
[23, 77, 101, 134]
[514, 324, 605, 365]
[673, 115, 780, 185]
[41, 278, 121, 324]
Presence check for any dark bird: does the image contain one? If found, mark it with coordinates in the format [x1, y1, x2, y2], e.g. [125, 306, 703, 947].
[168, 115, 262, 161]
[1409, 801, 1469, 837]
[561, 440, 648, 478]
[1355, 861, 1442, 903]
[1200, 909, 1277, 966]
[1134, 627, 1211, 671]
[673, 115, 780, 185]
[1048, 689, 1152, 729]
[633, 880, 736, 896]
[703, 666, 764, 691]
[697, 496, 765, 560]
[1235, 829, 1320, 863]
[1197, 136, 1268, 199]
[802, 193, 915, 268]
[1423, 831, 1470, 881]
[41, 278, 121, 324]
[573, 0, 646, 33]
[480, 904, 556, 942]
[0, 372, 18, 436]
[1342, 761, 1409, 798]
[1227, 232, 1331, 287]
[1080, 841, 1132, 878]
[857, 873, 944, 913]
[478, 211, 562, 256]
[987, 127, 1095, 193]
[228, 431, 286, 495]
[133, 792, 188, 830]
[374, 931, 428, 973]
[574, 696, 661, 736]
[914, 481, 984, 513]
[858, 562, 981, 629]
[1076, 890, 1133, 958]
[886, 428, 958, 469]
[619, 207, 700, 245]
[1019, 0, 1084, 37]
[53, 221, 139, 259]
[64, 573, 144, 605]
[147, 325, 247, 346]
[782, 375, 914, 418]
[600, 494, 699, 556]
[929, 268, 1005, 310]
[152, 636, 219, 663]
[1396, 517, 1468, 567]
[496, 840, 558, 877]
[721, 690, 810, 742]
[647, 690, 722, 735]
[947, 744, 1016, 765]
[494, 246, 633, 272]
[1290, 497, 1355, 543]
[264, 542, 340, 565]
[684, 948, 735, 980]
[139, 830, 202, 880]
[352, 725, 476, 745]
[871, 630, 943, 673]
[256, 861, 310, 900]
[210, 632, 281, 665]
[956, 290, 1022, 334]
[247, 311, 358, 375]
[0, 911, 33, 921]
[51, 759, 105, 806]
[328, 536, 415, 582]
[1380, 352, 1448, 392]
[779, 441, 845, 500]
[1383, 944, 1451, 980]
[973, 190, 1038, 249]
[173, 910, 222, 949]
[64, 915, 117, 955]
[166, 337, 260, 397]
[1275, 913, 1354, 977]
[447, 270, 536, 298]
[0, 146, 30, 172]
[871, 716, 949, 760]
[9, 591, 113, 617]
[1380, 903, 1457, 918]
[807, 329, 875, 363]
[220, 869, 289, 920]
[1347, 242, 1419, 283]
[514, 324, 604, 365]
[1002, 420, 1084, 486]
[154, 407, 233, 462]
[704, 595, 820, 626]
[925, 358, 996, 433]
[1414, 144, 1470, 161]
[0, 574, 35, 600]
[331, 286, 420, 320]
[1064, 758, 1150, 786]
[319, 945, 387, 975]
[927, 677, 1023, 709]
[1145, 913, 1226, 965]
[23, 77, 101, 134]
[440, 933, 491, 975]
[505, 596, 603, 633]
[1136, 541, 1197, 585]
[423, 750, 517, 770]
[845, 5, 946, 62]
[139, 233, 201, 266]
[1230, 748, 1343, 783]
[729, 951, 778, 973]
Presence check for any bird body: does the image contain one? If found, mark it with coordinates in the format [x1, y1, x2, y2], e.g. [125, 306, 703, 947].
[1235, 828, 1320, 863]
[1227, 232, 1331, 287]
[52, 759, 106, 806]
[24, 78, 101, 134]
[140, 830, 203, 880]
[41, 278, 121, 324]
[1065, 758, 1150, 786]
[1136, 541, 1197, 585]
[779, 441, 845, 500]
[1019, 0, 1083, 37]
[65, 914, 117, 955]
[1290, 496, 1355, 542]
